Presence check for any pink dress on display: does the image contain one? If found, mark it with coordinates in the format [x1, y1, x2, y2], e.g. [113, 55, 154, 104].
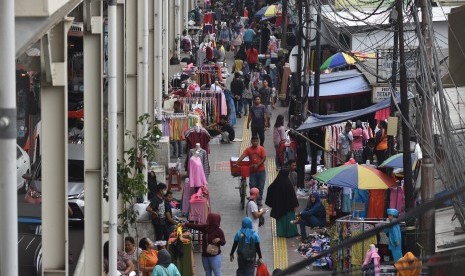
[189, 156, 207, 188]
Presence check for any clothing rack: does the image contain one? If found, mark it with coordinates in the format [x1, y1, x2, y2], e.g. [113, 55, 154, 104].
[161, 113, 199, 141]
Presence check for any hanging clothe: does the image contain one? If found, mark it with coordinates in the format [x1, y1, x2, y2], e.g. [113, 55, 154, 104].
[188, 148, 209, 176]
[389, 186, 405, 216]
[188, 155, 207, 188]
[367, 189, 386, 219]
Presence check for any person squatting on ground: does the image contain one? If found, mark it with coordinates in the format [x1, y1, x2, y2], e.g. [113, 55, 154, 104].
[184, 213, 226, 276]
[146, 183, 169, 242]
[230, 217, 263, 276]
[124, 236, 142, 272]
[265, 169, 299, 238]
[103, 240, 135, 276]
[247, 96, 268, 146]
[235, 136, 267, 205]
[296, 192, 326, 241]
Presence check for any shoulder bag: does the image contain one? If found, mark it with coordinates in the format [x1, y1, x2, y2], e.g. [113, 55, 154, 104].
[206, 233, 219, 255]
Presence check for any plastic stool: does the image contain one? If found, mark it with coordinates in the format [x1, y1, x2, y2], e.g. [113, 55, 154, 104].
[168, 168, 182, 191]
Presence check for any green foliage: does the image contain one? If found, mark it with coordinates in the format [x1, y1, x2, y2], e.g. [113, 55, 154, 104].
[107, 114, 162, 234]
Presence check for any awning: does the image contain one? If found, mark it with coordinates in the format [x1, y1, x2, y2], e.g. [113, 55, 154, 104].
[297, 94, 407, 131]
[308, 69, 371, 98]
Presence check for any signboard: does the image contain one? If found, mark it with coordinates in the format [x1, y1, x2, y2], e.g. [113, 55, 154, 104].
[372, 86, 400, 103]
[376, 49, 418, 83]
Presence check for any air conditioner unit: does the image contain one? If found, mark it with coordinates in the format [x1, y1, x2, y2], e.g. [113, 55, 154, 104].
[15, 0, 69, 17]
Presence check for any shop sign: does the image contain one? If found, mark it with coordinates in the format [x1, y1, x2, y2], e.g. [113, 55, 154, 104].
[377, 49, 418, 83]
[372, 86, 400, 103]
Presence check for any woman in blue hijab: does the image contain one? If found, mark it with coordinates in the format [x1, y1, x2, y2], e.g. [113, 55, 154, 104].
[384, 208, 402, 262]
[229, 217, 263, 276]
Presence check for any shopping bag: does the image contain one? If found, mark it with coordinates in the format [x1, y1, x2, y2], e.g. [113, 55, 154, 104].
[256, 261, 270, 276]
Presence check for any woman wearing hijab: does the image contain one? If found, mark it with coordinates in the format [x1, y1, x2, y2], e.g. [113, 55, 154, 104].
[265, 169, 299, 237]
[151, 249, 181, 276]
[229, 217, 262, 275]
[184, 213, 226, 276]
[384, 208, 402, 262]
[296, 193, 326, 241]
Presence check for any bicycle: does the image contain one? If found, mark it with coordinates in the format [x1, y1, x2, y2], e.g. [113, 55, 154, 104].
[230, 157, 250, 210]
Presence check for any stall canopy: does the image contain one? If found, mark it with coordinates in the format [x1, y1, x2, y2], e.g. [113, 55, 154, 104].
[308, 69, 371, 98]
[298, 92, 414, 131]
[297, 96, 394, 131]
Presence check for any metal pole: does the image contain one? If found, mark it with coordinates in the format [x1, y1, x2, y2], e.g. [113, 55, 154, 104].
[107, 0, 118, 275]
[397, 0, 414, 253]
[388, 14, 398, 156]
[281, 0, 288, 49]
[296, 0, 303, 104]
[0, 0, 17, 274]
[313, 3, 321, 114]
[420, 0, 435, 257]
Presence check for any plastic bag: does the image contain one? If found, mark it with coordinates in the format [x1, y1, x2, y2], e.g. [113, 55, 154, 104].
[256, 261, 270, 276]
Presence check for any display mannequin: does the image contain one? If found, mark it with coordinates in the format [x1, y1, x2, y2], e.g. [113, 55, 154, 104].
[362, 244, 380, 276]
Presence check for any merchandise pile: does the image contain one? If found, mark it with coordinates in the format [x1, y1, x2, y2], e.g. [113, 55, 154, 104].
[297, 233, 333, 270]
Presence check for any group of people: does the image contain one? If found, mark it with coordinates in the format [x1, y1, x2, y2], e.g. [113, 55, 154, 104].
[103, 237, 181, 276]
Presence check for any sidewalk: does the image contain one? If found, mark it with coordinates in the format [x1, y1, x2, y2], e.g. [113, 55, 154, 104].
[167, 51, 321, 274]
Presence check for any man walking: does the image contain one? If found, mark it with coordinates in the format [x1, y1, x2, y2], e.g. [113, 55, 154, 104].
[235, 136, 267, 205]
[247, 96, 268, 146]
[230, 72, 245, 118]
[258, 79, 274, 127]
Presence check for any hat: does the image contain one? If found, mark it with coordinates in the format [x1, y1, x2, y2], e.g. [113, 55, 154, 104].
[387, 208, 399, 216]
[249, 188, 259, 200]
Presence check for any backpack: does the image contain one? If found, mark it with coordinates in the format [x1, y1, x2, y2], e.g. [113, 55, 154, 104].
[237, 233, 256, 261]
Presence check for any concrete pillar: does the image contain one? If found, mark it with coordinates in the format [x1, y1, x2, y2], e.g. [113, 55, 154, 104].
[83, 0, 103, 274]
[147, 0, 155, 118]
[125, 0, 138, 153]
[154, 0, 163, 118]
[116, 0, 126, 247]
[169, 0, 176, 60]
[163, 0, 169, 95]
[40, 19, 72, 276]
[0, 0, 18, 275]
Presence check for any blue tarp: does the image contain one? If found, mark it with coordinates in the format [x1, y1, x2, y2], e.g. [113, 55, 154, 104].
[297, 93, 414, 131]
[308, 69, 371, 98]
[297, 98, 391, 131]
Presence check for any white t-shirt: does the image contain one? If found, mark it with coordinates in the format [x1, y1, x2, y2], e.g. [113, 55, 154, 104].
[246, 200, 259, 232]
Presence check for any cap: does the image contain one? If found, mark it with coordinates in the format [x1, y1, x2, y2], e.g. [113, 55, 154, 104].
[249, 188, 259, 200]
[387, 208, 399, 216]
